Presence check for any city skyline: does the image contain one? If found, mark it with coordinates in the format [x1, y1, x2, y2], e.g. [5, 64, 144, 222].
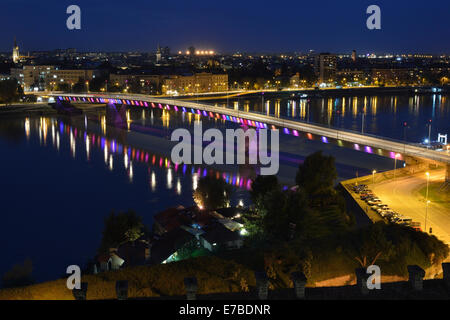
[1, 0, 449, 53]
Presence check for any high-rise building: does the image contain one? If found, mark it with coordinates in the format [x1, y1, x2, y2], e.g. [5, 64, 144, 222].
[314, 53, 337, 84]
[12, 37, 20, 63]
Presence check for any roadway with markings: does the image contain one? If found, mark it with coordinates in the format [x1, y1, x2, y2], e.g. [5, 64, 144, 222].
[48, 92, 450, 166]
[371, 169, 450, 246]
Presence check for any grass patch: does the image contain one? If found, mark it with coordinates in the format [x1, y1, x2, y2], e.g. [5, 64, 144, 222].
[417, 182, 450, 209]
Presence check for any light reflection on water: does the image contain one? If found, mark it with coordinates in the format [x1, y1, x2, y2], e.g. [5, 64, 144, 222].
[210, 94, 449, 143]
[31, 116, 253, 195]
[0, 114, 252, 283]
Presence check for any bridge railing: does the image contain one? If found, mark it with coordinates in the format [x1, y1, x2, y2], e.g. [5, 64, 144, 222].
[52, 92, 450, 164]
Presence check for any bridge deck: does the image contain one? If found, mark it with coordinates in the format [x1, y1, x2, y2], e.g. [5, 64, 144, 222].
[50, 93, 450, 165]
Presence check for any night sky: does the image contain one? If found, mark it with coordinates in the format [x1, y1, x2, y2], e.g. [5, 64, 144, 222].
[1, 0, 449, 53]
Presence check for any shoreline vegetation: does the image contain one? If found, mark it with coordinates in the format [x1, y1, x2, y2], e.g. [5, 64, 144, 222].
[1, 152, 448, 300]
[0, 223, 448, 300]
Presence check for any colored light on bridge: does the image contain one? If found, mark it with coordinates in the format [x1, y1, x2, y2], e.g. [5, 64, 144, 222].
[365, 146, 373, 153]
[307, 133, 313, 140]
[354, 144, 360, 151]
[322, 136, 328, 143]
[284, 128, 290, 134]
[293, 130, 299, 136]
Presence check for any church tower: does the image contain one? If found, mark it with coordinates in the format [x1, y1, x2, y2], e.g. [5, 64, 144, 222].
[156, 44, 162, 63]
[12, 37, 20, 63]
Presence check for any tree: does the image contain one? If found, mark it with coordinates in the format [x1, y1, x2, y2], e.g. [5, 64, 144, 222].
[128, 78, 142, 94]
[193, 176, 232, 210]
[55, 83, 70, 92]
[0, 79, 22, 105]
[89, 75, 108, 92]
[1, 259, 34, 289]
[98, 210, 146, 254]
[295, 151, 337, 202]
[72, 78, 86, 93]
[250, 175, 279, 203]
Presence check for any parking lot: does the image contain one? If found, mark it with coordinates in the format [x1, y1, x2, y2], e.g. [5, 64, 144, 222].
[348, 183, 422, 231]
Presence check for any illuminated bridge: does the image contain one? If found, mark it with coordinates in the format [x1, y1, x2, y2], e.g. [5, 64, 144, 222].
[49, 93, 450, 178]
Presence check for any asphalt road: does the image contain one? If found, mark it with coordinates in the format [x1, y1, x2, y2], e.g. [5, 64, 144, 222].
[371, 169, 450, 246]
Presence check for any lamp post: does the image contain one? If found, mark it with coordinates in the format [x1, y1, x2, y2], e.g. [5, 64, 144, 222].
[86, 81, 89, 93]
[361, 111, 365, 134]
[425, 200, 430, 233]
[261, 92, 264, 110]
[372, 170, 376, 184]
[393, 153, 400, 180]
[425, 171, 430, 200]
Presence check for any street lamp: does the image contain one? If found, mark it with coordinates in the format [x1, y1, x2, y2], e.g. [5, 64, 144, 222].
[85, 81, 89, 93]
[425, 200, 431, 233]
[372, 170, 377, 184]
[393, 153, 401, 180]
[425, 172, 430, 201]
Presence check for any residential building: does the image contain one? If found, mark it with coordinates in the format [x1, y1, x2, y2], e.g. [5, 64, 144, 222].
[11, 65, 56, 91]
[10, 65, 95, 91]
[372, 68, 421, 85]
[162, 72, 228, 94]
[314, 53, 337, 84]
[199, 222, 243, 251]
[110, 73, 162, 89]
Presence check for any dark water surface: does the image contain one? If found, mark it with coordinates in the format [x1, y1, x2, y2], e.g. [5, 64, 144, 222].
[2, 92, 444, 283]
[206, 93, 449, 143]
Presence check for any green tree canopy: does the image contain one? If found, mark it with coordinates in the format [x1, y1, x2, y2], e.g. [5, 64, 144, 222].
[1, 258, 34, 289]
[99, 210, 146, 254]
[0, 79, 22, 105]
[193, 176, 232, 210]
[296, 151, 337, 201]
[249, 175, 279, 203]
[72, 78, 87, 93]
